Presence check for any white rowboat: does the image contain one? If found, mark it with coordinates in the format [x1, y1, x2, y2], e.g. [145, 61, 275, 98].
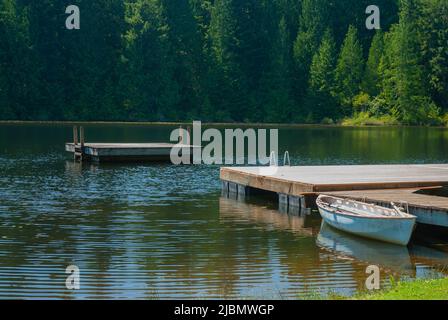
[316, 195, 417, 246]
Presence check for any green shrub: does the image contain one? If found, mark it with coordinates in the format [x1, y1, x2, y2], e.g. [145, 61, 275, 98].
[321, 117, 334, 125]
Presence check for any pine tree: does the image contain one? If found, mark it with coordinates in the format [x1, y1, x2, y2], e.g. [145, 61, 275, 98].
[67, 0, 125, 120]
[235, 0, 275, 121]
[419, 0, 448, 111]
[26, 0, 72, 120]
[305, 29, 338, 121]
[261, 17, 293, 122]
[161, 0, 204, 119]
[363, 30, 384, 97]
[380, 0, 438, 124]
[0, 0, 40, 120]
[293, 0, 330, 102]
[187, 0, 214, 120]
[396, 0, 426, 122]
[122, 0, 180, 121]
[335, 25, 364, 114]
[207, 0, 245, 121]
[293, 0, 329, 69]
[309, 30, 337, 95]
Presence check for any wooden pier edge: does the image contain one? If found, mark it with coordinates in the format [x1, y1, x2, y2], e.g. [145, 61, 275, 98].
[220, 167, 448, 195]
[220, 167, 315, 195]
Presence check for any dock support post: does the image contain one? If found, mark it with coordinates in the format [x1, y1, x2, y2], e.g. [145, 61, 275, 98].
[73, 126, 79, 161]
[80, 126, 85, 148]
[288, 195, 302, 216]
[288, 195, 301, 208]
[73, 126, 78, 145]
[278, 194, 309, 215]
[228, 182, 238, 194]
[237, 184, 248, 199]
[278, 193, 288, 213]
[299, 195, 308, 211]
[224, 181, 248, 200]
[74, 126, 85, 162]
[187, 126, 191, 144]
[221, 181, 229, 196]
[278, 193, 288, 206]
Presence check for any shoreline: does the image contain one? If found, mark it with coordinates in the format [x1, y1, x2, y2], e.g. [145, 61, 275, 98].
[0, 120, 446, 129]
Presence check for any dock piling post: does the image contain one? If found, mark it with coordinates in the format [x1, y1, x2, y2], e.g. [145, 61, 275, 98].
[237, 184, 248, 199]
[278, 193, 288, 213]
[278, 193, 288, 206]
[80, 126, 85, 148]
[300, 195, 308, 211]
[280, 194, 309, 215]
[74, 126, 85, 162]
[228, 182, 238, 194]
[288, 195, 301, 208]
[222, 181, 229, 197]
[187, 126, 191, 144]
[73, 126, 78, 146]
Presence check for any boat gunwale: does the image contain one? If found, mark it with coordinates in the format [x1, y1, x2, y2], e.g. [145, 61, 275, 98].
[316, 195, 417, 220]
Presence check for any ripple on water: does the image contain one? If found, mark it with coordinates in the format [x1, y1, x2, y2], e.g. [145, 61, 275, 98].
[2, 124, 448, 299]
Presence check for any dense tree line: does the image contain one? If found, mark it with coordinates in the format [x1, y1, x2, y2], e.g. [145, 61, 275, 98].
[0, 0, 447, 124]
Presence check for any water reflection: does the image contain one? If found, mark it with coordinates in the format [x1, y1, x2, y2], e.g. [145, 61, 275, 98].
[219, 197, 318, 237]
[317, 222, 414, 275]
[220, 197, 448, 296]
[408, 228, 448, 277]
[219, 196, 367, 297]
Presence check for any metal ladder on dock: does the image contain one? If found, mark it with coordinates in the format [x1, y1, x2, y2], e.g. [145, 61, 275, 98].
[73, 126, 85, 162]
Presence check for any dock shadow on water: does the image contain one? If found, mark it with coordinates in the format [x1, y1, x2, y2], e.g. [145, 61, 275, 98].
[2, 123, 448, 299]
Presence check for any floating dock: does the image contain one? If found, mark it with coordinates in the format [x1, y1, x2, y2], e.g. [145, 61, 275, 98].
[220, 164, 448, 227]
[66, 126, 199, 162]
[65, 142, 199, 162]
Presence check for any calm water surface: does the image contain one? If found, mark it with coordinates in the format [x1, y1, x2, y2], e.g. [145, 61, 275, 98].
[1, 123, 448, 299]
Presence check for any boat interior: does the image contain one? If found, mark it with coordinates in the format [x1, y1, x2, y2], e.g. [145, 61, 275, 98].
[318, 195, 410, 218]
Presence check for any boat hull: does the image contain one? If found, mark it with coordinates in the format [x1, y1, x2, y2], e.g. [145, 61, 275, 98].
[318, 206, 416, 246]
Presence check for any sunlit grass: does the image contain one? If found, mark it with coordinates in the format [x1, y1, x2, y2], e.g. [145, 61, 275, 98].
[347, 277, 448, 300]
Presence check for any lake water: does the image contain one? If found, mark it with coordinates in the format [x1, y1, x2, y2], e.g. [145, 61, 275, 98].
[1, 123, 448, 299]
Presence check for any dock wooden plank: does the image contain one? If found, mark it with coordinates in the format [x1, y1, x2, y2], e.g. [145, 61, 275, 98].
[220, 164, 448, 194]
[326, 188, 448, 211]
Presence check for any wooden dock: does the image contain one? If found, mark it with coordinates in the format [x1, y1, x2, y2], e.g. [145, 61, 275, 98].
[66, 126, 199, 162]
[65, 142, 199, 162]
[220, 164, 448, 227]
